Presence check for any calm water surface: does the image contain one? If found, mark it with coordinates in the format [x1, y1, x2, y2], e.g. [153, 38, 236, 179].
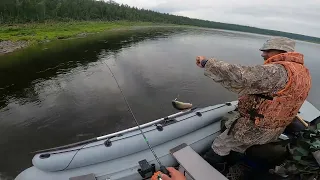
[0, 27, 319, 179]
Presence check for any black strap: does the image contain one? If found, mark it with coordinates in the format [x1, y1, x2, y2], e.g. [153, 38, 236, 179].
[245, 94, 272, 122]
[255, 94, 274, 100]
[247, 109, 264, 121]
[228, 108, 264, 135]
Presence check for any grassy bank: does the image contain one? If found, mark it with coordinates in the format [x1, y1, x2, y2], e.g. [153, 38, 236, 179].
[0, 24, 183, 66]
[0, 21, 175, 42]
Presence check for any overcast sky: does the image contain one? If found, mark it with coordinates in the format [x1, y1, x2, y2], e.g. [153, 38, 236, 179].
[114, 0, 320, 37]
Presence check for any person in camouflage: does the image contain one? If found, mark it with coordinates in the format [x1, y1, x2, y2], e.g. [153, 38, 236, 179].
[196, 37, 312, 169]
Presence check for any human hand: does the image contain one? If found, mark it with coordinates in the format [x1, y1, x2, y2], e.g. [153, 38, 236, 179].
[196, 56, 207, 68]
[161, 167, 186, 180]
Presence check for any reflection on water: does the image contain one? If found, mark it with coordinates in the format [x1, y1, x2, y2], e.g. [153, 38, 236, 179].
[0, 27, 319, 179]
[0, 28, 181, 109]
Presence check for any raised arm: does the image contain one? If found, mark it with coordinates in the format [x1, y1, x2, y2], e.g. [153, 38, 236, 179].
[199, 58, 288, 95]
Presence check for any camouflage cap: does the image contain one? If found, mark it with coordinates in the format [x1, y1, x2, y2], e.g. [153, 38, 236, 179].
[260, 36, 295, 52]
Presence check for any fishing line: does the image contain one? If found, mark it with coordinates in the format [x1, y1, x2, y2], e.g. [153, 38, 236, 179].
[105, 62, 164, 168]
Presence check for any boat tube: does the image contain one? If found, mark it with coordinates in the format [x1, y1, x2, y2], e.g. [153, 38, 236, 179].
[15, 100, 320, 180]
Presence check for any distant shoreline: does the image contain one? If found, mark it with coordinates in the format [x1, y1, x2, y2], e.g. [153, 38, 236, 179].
[1, 21, 319, 56]
[2, 0, 319, 56]
[0, 21, 185, 56]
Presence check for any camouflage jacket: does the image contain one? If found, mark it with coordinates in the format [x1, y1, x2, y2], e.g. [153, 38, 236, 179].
[204, 58, 288, 144]
[204, 58, 288, 96]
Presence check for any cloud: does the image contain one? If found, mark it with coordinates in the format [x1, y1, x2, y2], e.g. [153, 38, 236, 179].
[114, 0, 320, 37]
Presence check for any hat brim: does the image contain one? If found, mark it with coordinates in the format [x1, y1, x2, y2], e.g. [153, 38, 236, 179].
[259, 48, 273, 51]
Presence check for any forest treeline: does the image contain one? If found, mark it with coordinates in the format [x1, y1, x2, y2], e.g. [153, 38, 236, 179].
[1, 0, 319, 43]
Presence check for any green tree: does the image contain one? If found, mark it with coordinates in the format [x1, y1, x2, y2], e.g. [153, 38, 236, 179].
[0, 0, 319, 43]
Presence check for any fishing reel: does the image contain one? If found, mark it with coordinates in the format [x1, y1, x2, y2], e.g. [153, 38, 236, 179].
[138, 160, 170, 179]
[138, 160, 156, 179]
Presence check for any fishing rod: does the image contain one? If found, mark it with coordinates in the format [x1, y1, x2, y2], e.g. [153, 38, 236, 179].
[105, 63, 170, 176]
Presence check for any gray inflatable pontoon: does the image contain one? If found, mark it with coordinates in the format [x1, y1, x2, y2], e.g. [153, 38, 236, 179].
[15, 101, 320, 180]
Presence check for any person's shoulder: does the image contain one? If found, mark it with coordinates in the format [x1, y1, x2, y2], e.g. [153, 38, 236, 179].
[262, 63, 285, 69]
[258, 64, 287, 74]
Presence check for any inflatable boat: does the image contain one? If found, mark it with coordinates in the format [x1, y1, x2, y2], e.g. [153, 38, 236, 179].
[15, 100, 320, 180]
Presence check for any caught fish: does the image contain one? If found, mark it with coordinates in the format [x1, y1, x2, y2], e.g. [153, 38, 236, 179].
[172, 98, 193, 110]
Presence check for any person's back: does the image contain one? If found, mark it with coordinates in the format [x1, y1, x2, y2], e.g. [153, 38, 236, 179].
[239, 52, 310, 126]
[196, 36, 311, 168]
[233, 52, 311, 143]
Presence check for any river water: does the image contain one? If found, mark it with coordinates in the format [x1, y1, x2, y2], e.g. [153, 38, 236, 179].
[0, 27, 319, 179]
